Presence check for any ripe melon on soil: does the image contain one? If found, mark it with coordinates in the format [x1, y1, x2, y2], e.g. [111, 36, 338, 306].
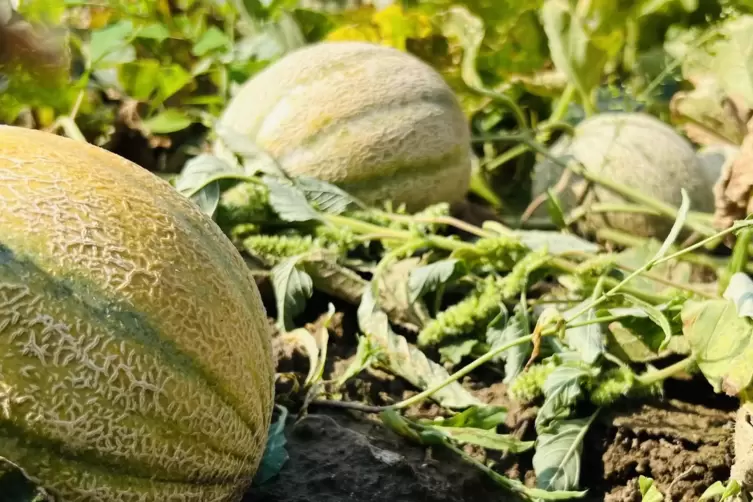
[530, 112, 715, 238]
[0, 126, 275, 501]
[215, 41, 473, 212]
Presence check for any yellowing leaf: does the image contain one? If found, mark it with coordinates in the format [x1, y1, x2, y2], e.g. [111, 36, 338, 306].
[682, 299, 753, 396]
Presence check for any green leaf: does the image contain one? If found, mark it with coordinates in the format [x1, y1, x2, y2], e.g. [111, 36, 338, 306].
[425, 405, 508, 429]
[709, 15, 753, 109]
[175, 154, 242, 216]
[118, 59, 163, 101]
[135, 22, 171, 43]
[438, 338, 480, 365]
[533, 412, 598, 492]
[142, 109, 193, 134]
[563, 301, 605, 365]
[271, 255, 314, 331]
[192, 26, 232, 56]
[638, 476, 664, 502]
[682, 298, 753, 396]
[485, 305, 532, 384]
[638, 477, 664, 501]
[408, 259, 467, 303]
[431, 426, 534, 453]
[515, 230, 600, 255]
[89, 20, 137, 66]
[156, 65, 194, 103]
[357, 287, 482, 409]
[264, 177, 321, 223]
[699, 480, 742, 501]
[293, 176, 364, 215]
[540, 0, 624, 108]
[613, 294, 674, 351]
[536, 365, 594, 431]
[253, 405, 289, 486]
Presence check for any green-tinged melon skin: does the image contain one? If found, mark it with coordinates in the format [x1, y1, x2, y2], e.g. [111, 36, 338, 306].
[531, 112, 715, 238]
[0, 125, 275, 501]
[216, 41, 472, 212]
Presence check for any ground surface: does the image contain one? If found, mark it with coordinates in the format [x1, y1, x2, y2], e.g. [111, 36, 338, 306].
[245, 304, 740, 502]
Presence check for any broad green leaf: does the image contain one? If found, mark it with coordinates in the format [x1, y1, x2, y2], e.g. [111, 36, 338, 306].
[438, 339, 480, 365]
[118, 59, 163, 101]
[407, 259, 467, 303]
[272, 255, 314, 331]
[533, 412, 597, 492]
[606, 317, 689, 363]
[563, 301, 605, 364]
[357, 287, 482, 409]
[263, 176, 321, 223]
[142, 109, 193, 134]
[89, 20, 137, 65]
[293, 176, 364, 215]
[156, 65, 194, 103]
[536, 365, 594, 431]
[175, 154, 242, 216]
[485, 305, 532, 384]
[540, 0, 624, 107]
[710, 15, 753, 109]
[192, 26, 232, 56]
[682, 298, 753, 395]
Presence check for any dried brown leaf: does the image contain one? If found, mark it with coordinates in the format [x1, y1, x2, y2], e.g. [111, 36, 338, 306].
[713, 117, 753, 232]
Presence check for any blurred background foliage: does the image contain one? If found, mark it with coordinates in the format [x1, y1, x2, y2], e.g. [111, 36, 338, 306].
[2, 0, 753, 206]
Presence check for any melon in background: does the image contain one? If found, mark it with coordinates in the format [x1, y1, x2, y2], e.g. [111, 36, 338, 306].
[530, 112, 715, 238]
[214, 41, 473, 212]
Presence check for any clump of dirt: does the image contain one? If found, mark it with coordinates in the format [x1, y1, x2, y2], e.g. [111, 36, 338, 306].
[588, 400, 735, 501]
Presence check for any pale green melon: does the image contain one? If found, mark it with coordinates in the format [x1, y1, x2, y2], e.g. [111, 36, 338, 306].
[531, 112, 715, 238]
[0, 125, 275, 502]
[215, 41, 472, 212]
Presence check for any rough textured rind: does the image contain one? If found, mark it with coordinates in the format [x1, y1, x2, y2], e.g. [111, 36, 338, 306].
[216, 41, 472, 212]
[0, 125, 275, 501]
[531, 112, 715, 238]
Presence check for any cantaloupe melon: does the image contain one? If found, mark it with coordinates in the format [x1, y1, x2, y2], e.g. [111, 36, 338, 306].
[214, 41, 472, 212]
[0, 125, 275, 501]
[530, 112, 715, 238]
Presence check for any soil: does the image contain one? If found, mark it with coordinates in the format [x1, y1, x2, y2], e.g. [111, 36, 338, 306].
[245, 300, 741, 502]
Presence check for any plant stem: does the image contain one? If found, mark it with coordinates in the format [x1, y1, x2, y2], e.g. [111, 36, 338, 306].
[635, 356, 696, 387]
[565, 221, 753, 324]
[391, 334, 538, 410]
